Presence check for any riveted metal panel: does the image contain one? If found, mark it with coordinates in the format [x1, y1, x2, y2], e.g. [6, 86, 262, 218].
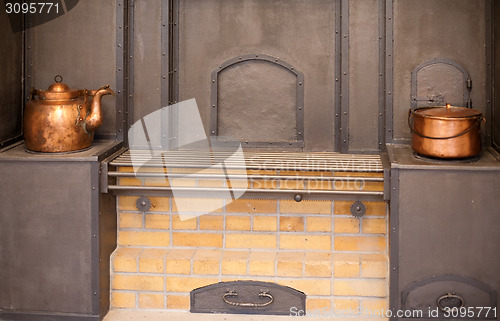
[178, 0, 336, 151]
[132, 0, 161, 125]
[0, 9, 23, 147]
[348, 0, 381, 152]
[388, 145, 500, 320]
[0, 161, 93, 313]
[27, 0, 117, 139]
[494, 1, 500, 151]
[392, 0, 487, 142]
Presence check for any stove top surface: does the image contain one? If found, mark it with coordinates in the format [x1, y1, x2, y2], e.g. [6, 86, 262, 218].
[387, 144, 500, 171]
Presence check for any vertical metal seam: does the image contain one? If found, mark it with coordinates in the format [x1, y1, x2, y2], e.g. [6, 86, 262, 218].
[389, 167, 399, 321]
[378, 0, 386, 150]
[115, 0, 126, 142]
[340, 0, 350, 153]
[126, 0, 135, 146]
[90, 162, 100, 315]
[161, 0, 170, 149]
[385, 0, 394, 143]
[485, 0, 493, 147]
[173, 0, 180, 104]
[334, 0, 342, 152]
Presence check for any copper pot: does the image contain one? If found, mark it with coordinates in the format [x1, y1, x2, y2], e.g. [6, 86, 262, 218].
[409, 104, 483, 159]
[24, 75, 114, 153]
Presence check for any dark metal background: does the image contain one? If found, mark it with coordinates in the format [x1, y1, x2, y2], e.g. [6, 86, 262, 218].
[25, 0, 118, 140]
[494, 2, 500, 152]
[388, 145, 500, 320]
[177, 0, 337, 151]
[0, 141, 120, 320]
[391, 0, 487, 144]
[0, 9, 23, 148]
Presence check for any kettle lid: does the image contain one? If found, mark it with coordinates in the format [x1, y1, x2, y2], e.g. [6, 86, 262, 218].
[37, 75, 80, 100]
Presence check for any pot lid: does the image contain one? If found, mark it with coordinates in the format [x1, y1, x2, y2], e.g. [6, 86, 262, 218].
[37, 75, 80, 100]
[414, 104, 482, 119]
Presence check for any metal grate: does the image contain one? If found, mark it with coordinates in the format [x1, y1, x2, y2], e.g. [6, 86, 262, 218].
[107, 150, 385, 201]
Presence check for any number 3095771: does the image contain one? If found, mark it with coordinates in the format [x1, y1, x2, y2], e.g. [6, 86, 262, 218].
[5, 2, 59, 14]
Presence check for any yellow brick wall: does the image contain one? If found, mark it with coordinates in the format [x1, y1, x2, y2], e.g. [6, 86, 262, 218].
[111, 168, 388, 314]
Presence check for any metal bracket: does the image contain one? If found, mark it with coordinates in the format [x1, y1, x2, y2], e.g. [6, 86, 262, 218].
[136, 195, 151, 212]
[350, 200, 366, 218]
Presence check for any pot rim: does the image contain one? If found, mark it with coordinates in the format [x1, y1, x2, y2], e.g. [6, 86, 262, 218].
[411, 106, 482, 121]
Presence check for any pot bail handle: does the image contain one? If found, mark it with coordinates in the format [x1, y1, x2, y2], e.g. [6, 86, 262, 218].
[408, 109, 484, 140]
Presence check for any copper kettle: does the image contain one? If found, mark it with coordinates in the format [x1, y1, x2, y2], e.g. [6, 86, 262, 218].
[24, 75, 114, 153]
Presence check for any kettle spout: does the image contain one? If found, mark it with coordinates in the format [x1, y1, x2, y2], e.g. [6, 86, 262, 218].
[85, 85, 115, 133]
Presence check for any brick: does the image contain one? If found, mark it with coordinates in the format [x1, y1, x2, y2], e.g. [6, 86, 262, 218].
[144, 178, 170, 187]
[221, 250, 249, 275]
[165, 249, 195, 274]
[193, 249, 221, 275]
[167, 294, 190, 310]
[139, 293, 165, 309]
[112, 247, 141, 272]
[306, 298, 332, 311]
[145, 214, 170, 229]
[225, 199, 277, 214]
[279, 279, 331, 296]
[172, 214, 197, 230]
[334, 236, 386, 252]
[139, 249, 167, 273]
[361, 254, 388, 278]
[247, 169, 277, 175]
[280, 235, 331, 250]
[280, 200, 331, 214]
[333, 279, 387, 297]
[334, 218, 360, 234]
[333, 253, 360, 278]
[252, 179, 278, 189]
[362, 218, 387, 234]
[118, 196, 139, 211]
[119, 231, 170, 247]
[362, 182, 384, 192]
[304, 252, 332, 277]
[361, 298, 389, 311]
[119, 177, 143, 186]
[280, 171, 332, 177]
[334, 171, 383, 178]
[253, 216, 278, 231]
[334, 201, 386, 216]
[111, 292, 136, 308]
[172, 198, 223, 214]
[248, 251, 276, 276]
[225, 234, 277, 249]
[306, 217, 332, 232]
[199, 215, 224, 230]
[170, 179, 197, 187]
[280, 216, 304, 232]
[166, 277, 219, 292]
[280, 179, 305, 190]
[277, 252, 304, 277]
[198, 179, 225, 188]
[173, 233, 223, 248]
[149, 197, 170, 212]
[112, 274, 164, 291]
[306, 180, 332, 190]
[226, 215, 251, 231]
[118, 166, 135, 173]
[334, 298, 360, 311]
[332, 178, 365, 191]
[229, 180, 250, 188]
[119, 213, 143, 228]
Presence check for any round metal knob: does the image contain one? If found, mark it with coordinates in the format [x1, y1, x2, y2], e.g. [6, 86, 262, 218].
[294, 194, 303, 202]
